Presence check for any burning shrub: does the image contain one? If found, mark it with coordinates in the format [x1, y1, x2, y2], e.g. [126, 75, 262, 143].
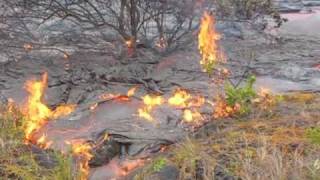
[0, 104, 74, 180]
[224, 75, 256, 115]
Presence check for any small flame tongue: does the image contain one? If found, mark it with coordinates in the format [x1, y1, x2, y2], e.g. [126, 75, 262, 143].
[23, 72, 75, 147]
[198, 11, 223, 73]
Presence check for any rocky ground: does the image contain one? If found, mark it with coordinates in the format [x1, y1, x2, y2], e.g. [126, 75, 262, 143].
[0, 3, 319, 180]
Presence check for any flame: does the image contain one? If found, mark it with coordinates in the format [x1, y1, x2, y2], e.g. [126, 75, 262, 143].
[168, 89, 205, 123]
[127, 87, 137, 97]
[138, 108, 154, 122]
[168, 89, 192, 108]
[24, 72, 52, 141]
[23, 72, 75, 145]
[72, 142, 93, 180]
[52, 104, 76, 119]
[198, 11, 222, 72]
[183, 109, 202, 122]
[138, 95, 163, 121]
[36, 134, 53, 149]
[142, 95, 163, 107]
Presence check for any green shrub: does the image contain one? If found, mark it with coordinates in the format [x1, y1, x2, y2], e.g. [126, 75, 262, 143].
[151, 158, 167, 173]
[225, 75, 257, 115]
[306, 127, 320, 146]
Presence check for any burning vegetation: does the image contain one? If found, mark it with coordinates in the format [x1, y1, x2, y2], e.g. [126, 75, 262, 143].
[23, 72, 75, 147]
[198, 11, 224, 74]
[0, 1, 318, 179]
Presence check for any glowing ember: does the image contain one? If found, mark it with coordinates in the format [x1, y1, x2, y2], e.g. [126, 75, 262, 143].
[23, 72, 75, 145]
[72, 142, 93, 180]
[23, 43, 33, 51]
[198, 11, 222, 73]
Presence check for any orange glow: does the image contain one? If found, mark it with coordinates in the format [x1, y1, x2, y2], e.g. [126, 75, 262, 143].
[138, 95, 163, 121]
[52, 104, 76, 119]
[90, 103, 98, 111]
[183, 109, 202, 123]
[36, 134, 53, 149]
[127, 87, 137, 97]
[168, 89, 205, 123]
[142, 95, 163, 107]
[23, 43, 33, 51]
[168, 89, 191, 108]
[138, 108, 154, 122]
[213, 97, 239, 119]
[198, 11, 222, 72]
[72, 142, 93, 180]
[23, 72, 75, 145]
[24, 72, 52, 141]
[119, 159, 145, 176]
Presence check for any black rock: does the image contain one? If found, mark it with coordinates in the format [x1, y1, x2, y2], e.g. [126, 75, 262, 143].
[89, 136, 121, 167]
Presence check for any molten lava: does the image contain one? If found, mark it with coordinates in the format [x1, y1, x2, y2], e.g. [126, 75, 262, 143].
[198, 11, 222, 73]
[23, 72, 75, 145]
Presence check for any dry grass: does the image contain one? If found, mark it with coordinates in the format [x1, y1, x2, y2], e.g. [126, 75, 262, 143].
[162, 93, 320, 180]
[0, 104, 75, 180]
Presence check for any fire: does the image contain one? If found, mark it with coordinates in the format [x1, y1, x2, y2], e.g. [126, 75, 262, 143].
[168, 89, 205, 123]
[168, 89, 192, 108]
[36, 134, 53, 149]
[138, 108, 154, 122]
[142, 95, 163, 107]
[213, 96, 240, 119]
[72, 142, 93, 180]
[23, 72, 75, 144]
[52, 104, 76, 119]
[183, 109, 202, 123]
[127, 87, 137, 97]
[138, 95, 163, 121]
[24, 72, 52, 141]
[198, 11, 222, 73]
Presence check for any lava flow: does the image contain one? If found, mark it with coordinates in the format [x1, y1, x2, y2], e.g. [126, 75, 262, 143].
[198, 11, 223, 72]
[23, 72, 75, 147]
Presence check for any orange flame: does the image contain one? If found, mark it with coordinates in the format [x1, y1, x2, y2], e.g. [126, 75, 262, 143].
[127, 87, 137, 97]
[138, 95, 163, 121]
[168, 89, 205, 123]
[183, 109, 202, 123]
[52, 104, 76, 119]
[24, 72, 52, 141]
[72, 142, 93, 180]
[198, 11, 222, 72]
[168, 89, 192, 108]
[36, 134, 53, 149]
[23, 72, 75, 145]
